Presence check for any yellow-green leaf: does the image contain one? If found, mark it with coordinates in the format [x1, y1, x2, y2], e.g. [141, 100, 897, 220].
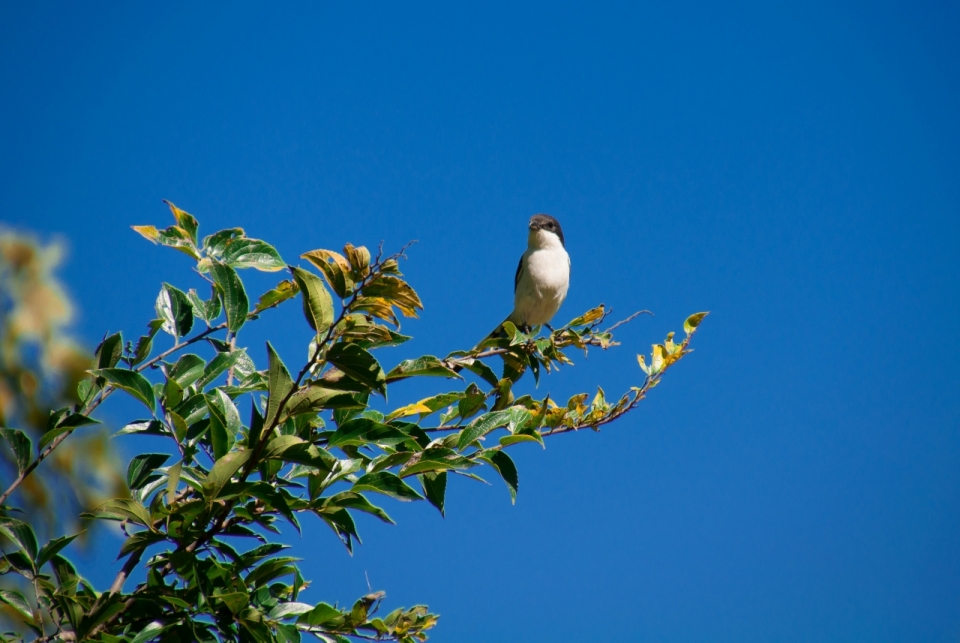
[683, 311, 709, 335]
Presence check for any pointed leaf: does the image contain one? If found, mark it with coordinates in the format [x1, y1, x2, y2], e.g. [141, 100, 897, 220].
[485, 450, 518, 503]
[0, 428, 31, 474]
[0, 519, 38, 563]
[209, 260, 249, 332]
[290, 266, 334, 333]
[362, 275, 423, 317]
[386, 355, 460, 382]
[353, 471, 423, 501]
[302, 249, 353, 298]
[95, 332, 123, 369]
[265, 343, 294, 428]
[90, 368, 156, 412]
[204, 450, 252, 500]
[164, 200, 199, 244]
[254, 279, 299, 314]
[127, 453, 171, 490]
[420, 472, 446, 516]
[155, 283, 194, 339]
[36, 533, 79, 568]
[0, 590, 34, 621]
[684, 311, 709, 335]
[221, 238, 285, 272]
[326, 343, 386, 395]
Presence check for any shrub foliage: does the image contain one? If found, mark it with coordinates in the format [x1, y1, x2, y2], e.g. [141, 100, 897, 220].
[0, 203, 706, 642]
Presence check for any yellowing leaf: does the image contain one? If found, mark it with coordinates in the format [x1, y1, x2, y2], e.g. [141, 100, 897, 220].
[566, 305, 605, 327]
[637, 354, 651, 375]
[343, 243, 371, 279]
[651, 344, 665, 373]
[302, 249, 354, 298]
[384, 401, 433, 422]
[684, 311, 709, 335]
[132, 225, 160, 243]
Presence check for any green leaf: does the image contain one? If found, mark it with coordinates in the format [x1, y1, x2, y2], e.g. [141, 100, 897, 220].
[684, 311, 709, 335]
[460, 358, 499, 387]
[254, 279, 299, 314]
[77, 378, 94, 404]
[0, 589, 34, 622]
[215, 591, 250, 614]
[130, 329, 156, 367]
[0, 428, 31, 474]
[282, 384, 363, 420]
[127, 453, 171, 490]
[498, 433, 543, 447]
[204, 450, 252, 500]
[209, 260, 249, 332]
[119, 530, 167, 558]
[36, 533, 79, 568]
[129, 621, 167, 643]
[206, 389, 242, 458]
[38, 412, 100, 451]
[155, 282, 194, 339]
[328, 418, 408, 448]
[400, 449, 473, 477]
[352, 471, 423, 501]
[269, 602, 315, 620]
[86, 498, 153, 528]
[457, 408, 532, 451]
[95, 332, 123, 369]
[386, 355, 460, 382]
[457, 383, 486, 421]
[326, 343, 386, 395]
[116, 419, 166, 436]
[220, 238, 285, 272]
[420, 471, 446, 516]
[290, 266, 334, 333]
[0, 519, 38, 563]
[265, 343, 294, 429]
[187, 287, 222, 323]
[169, 353, 206, 386]
[321, 491, 394, 524]
[203, 227, 245, 255]
[299, 603, 341, 627]
[196, 349, 247, 389]
[166, 460, 182, 505]
[262, 435, 305, 460]
[89, 368, 156, 412]
[485, 450, 519, 503]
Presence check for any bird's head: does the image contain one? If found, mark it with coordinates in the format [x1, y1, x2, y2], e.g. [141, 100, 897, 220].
[528, 214, 565, 248]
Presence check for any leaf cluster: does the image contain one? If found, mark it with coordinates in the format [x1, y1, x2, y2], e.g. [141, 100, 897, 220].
[0, 203, 706, 643]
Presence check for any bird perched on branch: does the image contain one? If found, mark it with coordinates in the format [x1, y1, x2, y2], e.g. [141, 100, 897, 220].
[490, 214, 570, 337]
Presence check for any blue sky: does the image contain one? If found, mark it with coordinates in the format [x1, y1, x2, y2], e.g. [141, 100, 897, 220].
[2, 2, 959, 641]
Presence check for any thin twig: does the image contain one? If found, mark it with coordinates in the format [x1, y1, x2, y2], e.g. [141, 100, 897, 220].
[605, 309, 653, 332]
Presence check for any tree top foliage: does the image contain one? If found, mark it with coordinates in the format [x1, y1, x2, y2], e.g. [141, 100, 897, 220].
[0, 202, 706, 642]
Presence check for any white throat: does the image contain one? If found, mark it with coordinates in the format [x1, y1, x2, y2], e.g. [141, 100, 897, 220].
[528, 228, 564, 250]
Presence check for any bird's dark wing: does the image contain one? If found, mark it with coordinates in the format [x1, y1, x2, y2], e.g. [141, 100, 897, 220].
[514, 256, 523, 293]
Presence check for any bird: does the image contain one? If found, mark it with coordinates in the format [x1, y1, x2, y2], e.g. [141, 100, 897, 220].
[494, 214, 571, 336]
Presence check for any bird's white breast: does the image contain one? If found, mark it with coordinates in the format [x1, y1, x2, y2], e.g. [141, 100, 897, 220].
[511, 230, 570, 327]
